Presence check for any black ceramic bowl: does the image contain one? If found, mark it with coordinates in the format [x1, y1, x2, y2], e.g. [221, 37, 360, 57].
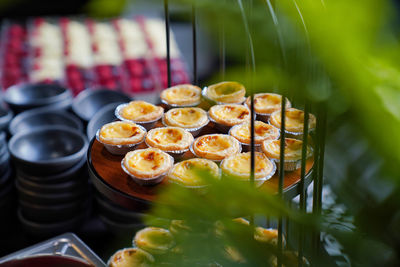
[17, 208, 85, 238]
[16, 155, 87, 184]
[17, 175, 86, 194]
[9, 126, 88, 176]
[19, 198, 89, 223]
[9, 107, 83, 135]
[16, 180, 88, 205]
[72, 89, 131, 122]
[0, 105, 13, 131]
[3, 83, 73, 112]
[86, 102, 122, 139]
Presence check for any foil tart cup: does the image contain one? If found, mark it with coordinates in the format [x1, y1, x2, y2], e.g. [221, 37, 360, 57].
[115, 103, 162, 131]
[189, 141, 242, 163]
[121, 156, 173, 186]
[107, 248, 155, 267]
[161, 98, 201, 110]
[95, 125, 146, 155]
[202, 87, 246, 106]
[220, 159, 276, 187]
[161, 115, 208, 137]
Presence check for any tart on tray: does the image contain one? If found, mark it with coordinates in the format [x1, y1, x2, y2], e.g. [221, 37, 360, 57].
[108, 248, 154, 267]
[133, 227, 175, 255]
[116, 100, 164, 129]
[191, 134, 241, 162]
[122, 147, 174, 185]
[208, 104, 250, 132]
[261, 138, 313, 171]
[229, 121, 279, 150]
[163, 107, 209, 136]
[97, 121, 146, 155]
[269, 108, 316, 139]
[145, 127, 193, 160]
[160, 84, 202, 107]
[220, 152, 276, 186]
[245, 93, 291, 121]
[167, 158, 220, 188]
[204, 81, 246, 104]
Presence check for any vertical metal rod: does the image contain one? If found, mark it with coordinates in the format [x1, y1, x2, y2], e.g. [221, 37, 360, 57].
[277, 94, 287, 267]
[164, 0, 171, 88]
[191, 4, 197, 84]
[298, 101, 310, 266]
[312, 104, 321, 262]
[316, 105, 327, 253]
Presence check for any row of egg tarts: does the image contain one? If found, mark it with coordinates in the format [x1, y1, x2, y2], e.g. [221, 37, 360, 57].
[107, 218, 308, 266]
[96, 82, 316, 187]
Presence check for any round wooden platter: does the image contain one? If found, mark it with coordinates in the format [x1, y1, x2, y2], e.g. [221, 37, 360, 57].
[88, 121, 314, 210]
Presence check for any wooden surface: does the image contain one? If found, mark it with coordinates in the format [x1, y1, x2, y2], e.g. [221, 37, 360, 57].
[89, 121, 314, 204]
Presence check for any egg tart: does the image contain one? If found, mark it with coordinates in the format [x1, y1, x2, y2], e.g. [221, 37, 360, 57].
[245, 93, 291, 122]
[191, 134, 241, 162]
[160, 84, 202, 107]
[208, 104, 250, 132]
[204, 81, 246, 104]
[133, 227, 175, 255]
[122, 148, 174, 185]
[146, 127, 193, 159]
[229, 121, 279, 151]
[163, 107, 209, 136]
[261, 138, 313, 171]
[97, 121, 146, 155]
[167, 158, 220, 188]
[221, 152, 276, 186]
[269, 108, 316, 139]
[108, 248, 154, 267]
[254, 227, 281, 245]
[116, 101, 163, 130]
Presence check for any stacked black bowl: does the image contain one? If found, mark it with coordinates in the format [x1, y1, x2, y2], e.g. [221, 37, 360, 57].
[8, 126, 90, 238]
[0, 131, 16, 231]
[3, 83, 73, 114]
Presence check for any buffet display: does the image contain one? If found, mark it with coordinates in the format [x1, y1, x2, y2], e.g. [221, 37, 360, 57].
[88, 81, 315, 211]
[0, 17, 190, 95]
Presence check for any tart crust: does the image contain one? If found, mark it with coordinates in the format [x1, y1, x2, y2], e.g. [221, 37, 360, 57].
[206, 81, 246, 103]
[123, 148, 173, 178]
[208, 104, 250, 126]
[98, 121, 146, 145]
[167, 158, 220, 187]
[246, 93, 291, 115]
[160, 84, 202, 106]
[163, 107, 208, 129]
[221, 152, 275, 180]
[229, 121, 280, 145]
[261, 138, 312, 162]
[192, 134, 241, 161]
[146, 127, 194, 151]
[134, 227, 174, 254]
[119, 101, 164, 122]
[108, 248, 154, 267]
[269, 108, 316, 133]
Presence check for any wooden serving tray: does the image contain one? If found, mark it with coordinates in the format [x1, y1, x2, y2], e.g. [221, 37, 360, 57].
[88, 121, 313, 210]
